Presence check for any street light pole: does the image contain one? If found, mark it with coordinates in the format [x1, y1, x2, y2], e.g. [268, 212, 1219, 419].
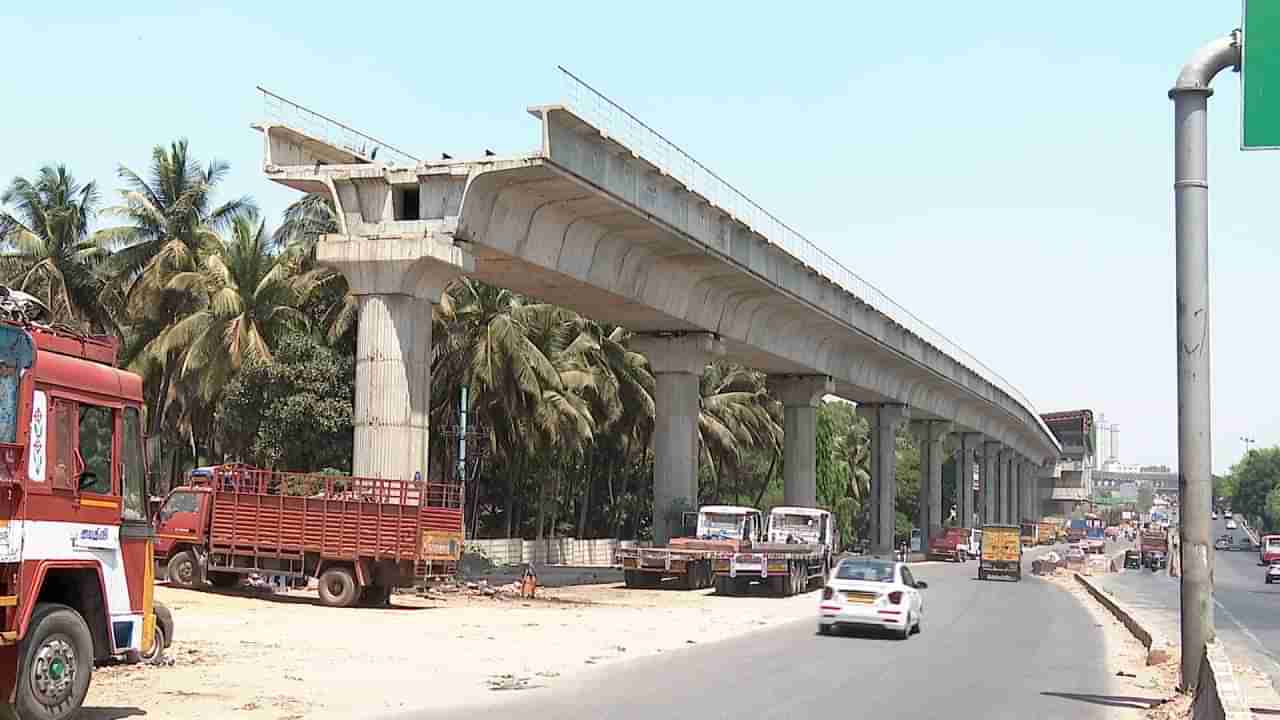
[1171, 31, 1240, 691]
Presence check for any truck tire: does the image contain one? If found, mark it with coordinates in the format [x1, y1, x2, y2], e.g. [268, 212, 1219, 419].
[714, 575, 733, 595]
[15, 603, 93, 720]
[768, 574, 786, 596]
[978, 568, 986, 581]
[208, 571, 240, 589]
[318, 567, 359, 607]
[138, 623, 166, 665]
[166, 550, 198, 589]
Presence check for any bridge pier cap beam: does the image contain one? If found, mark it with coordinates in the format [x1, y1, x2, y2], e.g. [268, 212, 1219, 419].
[768, 375, 834, 509]
[857, 403, 909, 558]
[630, 333, 724, 545]
[317, 234, 474, 481]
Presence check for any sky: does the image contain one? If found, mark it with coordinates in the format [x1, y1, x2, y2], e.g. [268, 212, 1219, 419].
[2, 2, 1276, 473]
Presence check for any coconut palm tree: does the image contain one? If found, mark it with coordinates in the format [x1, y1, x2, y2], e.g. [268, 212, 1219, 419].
[146, 215, 312, 403]
[0, 165, 115, 331]
[697, 363, 783, 504]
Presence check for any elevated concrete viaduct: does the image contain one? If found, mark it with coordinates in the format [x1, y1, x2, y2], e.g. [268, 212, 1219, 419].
[257, 93, 1060, 553]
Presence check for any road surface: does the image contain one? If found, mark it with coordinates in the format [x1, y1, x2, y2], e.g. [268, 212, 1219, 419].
[400, 552, 1150, 720]
[1093, 515, 1280, 709]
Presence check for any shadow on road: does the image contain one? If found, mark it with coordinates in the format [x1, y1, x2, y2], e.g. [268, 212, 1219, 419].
[79, 708, 147, 719]
[1040, 691, 1167, 709]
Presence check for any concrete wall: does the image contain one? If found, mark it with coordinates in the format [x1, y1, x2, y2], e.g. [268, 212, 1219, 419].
[467, 538, 620, 567]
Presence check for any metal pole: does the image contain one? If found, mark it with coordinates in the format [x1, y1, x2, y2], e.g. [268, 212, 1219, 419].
[1170, 31, 1239, 691]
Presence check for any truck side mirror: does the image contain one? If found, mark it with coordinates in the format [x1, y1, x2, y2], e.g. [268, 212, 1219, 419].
[77, 471, 97, 491]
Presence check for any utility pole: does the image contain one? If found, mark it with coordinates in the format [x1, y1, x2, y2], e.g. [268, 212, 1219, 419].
[1171, 31, 1240, 691]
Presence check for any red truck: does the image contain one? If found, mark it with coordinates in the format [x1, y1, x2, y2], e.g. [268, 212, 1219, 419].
[927, 527, 976, 562]
[154, 464, 463, 606]
[0, 297, 174, 720]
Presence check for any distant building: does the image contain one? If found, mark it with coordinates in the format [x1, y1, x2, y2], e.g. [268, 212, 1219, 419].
[1041, 409, 1095, 517]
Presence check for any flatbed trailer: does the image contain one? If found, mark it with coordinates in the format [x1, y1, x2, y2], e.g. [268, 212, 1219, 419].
[712, 542, 828, 596]
[616, 542, 720, 589]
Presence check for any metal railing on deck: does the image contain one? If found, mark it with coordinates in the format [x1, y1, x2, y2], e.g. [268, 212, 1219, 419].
[257, 86, 420, 167]
[557, 68, 1053, 443]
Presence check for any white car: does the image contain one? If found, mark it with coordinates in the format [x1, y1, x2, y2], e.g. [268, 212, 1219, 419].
[1267, 561, 1280, 585]
[818, 558, 924, 640]
[1212, 512, 1219, 520]
[1227, 519, 1238, 530]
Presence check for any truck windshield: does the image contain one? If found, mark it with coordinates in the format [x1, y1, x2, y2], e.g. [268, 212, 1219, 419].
[699, 513, 745, 539]
[769, 514, 818, 542]
[1266, 537, 1280, 552]
[0, 325, 33, 445]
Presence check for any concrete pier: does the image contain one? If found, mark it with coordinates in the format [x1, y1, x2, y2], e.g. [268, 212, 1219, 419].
[769, 376, 834, 508]
[630, 334, 723, 544]
[859, 403, 909, 557]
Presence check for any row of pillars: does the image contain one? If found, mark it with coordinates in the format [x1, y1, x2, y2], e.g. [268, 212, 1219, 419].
[327, 242, 1047, 555]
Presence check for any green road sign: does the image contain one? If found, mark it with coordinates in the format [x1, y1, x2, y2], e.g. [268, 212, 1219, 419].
[1244, 0, 1280, 149]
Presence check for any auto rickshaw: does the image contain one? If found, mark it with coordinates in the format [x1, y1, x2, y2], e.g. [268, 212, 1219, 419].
[1123, 549, 1141, 569]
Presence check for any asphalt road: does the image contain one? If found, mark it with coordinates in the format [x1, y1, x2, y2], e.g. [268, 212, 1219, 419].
[401, 553, 1149, 720]
[1096, 516, 1280, 698]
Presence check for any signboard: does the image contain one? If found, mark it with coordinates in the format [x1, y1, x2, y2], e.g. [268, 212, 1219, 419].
[420, 530, 462, 562]
[1244, 0, 1280, 148]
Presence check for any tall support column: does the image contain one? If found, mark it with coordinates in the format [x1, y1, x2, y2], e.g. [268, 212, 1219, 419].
[1171, 32, 1237, 689]
[910, 421, 953, 551]
[318, 235, 472, 481]
[1000, 451, 1014, 524]
[960, 433, 982, 528]
[858, 404, 910, 557]
[768, 376, 834, 508]
[630, 334, 724, 545]
[982, 441, 1002, 526]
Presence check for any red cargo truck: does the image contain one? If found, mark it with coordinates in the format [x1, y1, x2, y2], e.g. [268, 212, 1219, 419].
[154, 464, 462, 607]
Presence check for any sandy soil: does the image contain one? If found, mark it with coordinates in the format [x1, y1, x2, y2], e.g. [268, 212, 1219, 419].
[82, 579, 820, 719]
[1039, 569, 1188, 719]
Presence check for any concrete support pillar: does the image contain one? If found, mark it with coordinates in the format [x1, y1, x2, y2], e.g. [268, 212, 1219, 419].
[318, 235, 472, 480]
[768, 376, 834, 508]
[630, 334, 724, 544]
[910, 421, 953, 550]
[982, 441, 1002, 526]
[858, 404, 910, 557]
[1013, 458, 1024, 523]
[959, 433, 982, 528]
[999, 451, 1014, 523]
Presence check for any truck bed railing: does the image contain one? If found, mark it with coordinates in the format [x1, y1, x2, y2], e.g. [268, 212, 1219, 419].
[198, 465, 462, 509]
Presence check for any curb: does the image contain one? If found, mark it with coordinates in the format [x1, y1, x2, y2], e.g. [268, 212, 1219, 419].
[1192, 639, 1253, 720]
[1073, 572, 1171, 666]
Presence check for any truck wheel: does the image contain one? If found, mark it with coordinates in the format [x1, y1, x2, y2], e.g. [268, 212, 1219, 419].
[207, 571, 240, 589]
[15, 603, 93, 720]
[138, 623, 167, 665]
[166, 550, 198, 589]
[682, 565, 699, 590]
[318, 567, 359, 607]
[714, 575, 732, 595]
[978, 569, 986, 581]
[768, 574, 786, 596]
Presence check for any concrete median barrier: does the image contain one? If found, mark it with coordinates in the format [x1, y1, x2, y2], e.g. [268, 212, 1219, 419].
[1192, 639, 1252, 720]
[1073, 572, 1172, 666]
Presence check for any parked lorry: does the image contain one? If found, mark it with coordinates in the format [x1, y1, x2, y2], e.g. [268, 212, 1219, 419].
[1037, 521, 1057, 546]
[1139, 529, 1169, 569]
[1066, 519, 1087, 544]
[714, 506, 836, 596]
[978, 524, 1022, 581]
[0, 300, 173, 720]
[154, 463, 463, 607]
[927, 526, 976, 562]
[1084, 516, 1106, 554]
[1260, 535, 1280, 566]
[1020, 522, 1038, 549]
[616, 505, 758, 589]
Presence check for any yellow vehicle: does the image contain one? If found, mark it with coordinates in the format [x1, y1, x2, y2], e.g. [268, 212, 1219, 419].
[1038, 521, 1056, 545]
[979, 524, 1022, 581]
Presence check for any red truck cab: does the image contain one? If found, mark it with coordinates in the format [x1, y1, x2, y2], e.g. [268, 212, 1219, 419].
[1260, 535, 1280, 565]
[0, 311, 168, 720]
[927, 527, 973, 562]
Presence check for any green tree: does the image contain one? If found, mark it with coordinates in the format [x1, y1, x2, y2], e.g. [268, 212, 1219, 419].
[147, 215, 311, 402]
[217, 330, 354, 471]
[1230, 447, 1280, 530]
[0, 165, 115, 331]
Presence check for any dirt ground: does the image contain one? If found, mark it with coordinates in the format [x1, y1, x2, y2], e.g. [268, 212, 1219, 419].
[82, 579, 820, 720]
[1039, 569, 1190, 719]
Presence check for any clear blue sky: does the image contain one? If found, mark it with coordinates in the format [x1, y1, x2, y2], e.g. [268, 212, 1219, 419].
[3, 2, 1276, 473]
